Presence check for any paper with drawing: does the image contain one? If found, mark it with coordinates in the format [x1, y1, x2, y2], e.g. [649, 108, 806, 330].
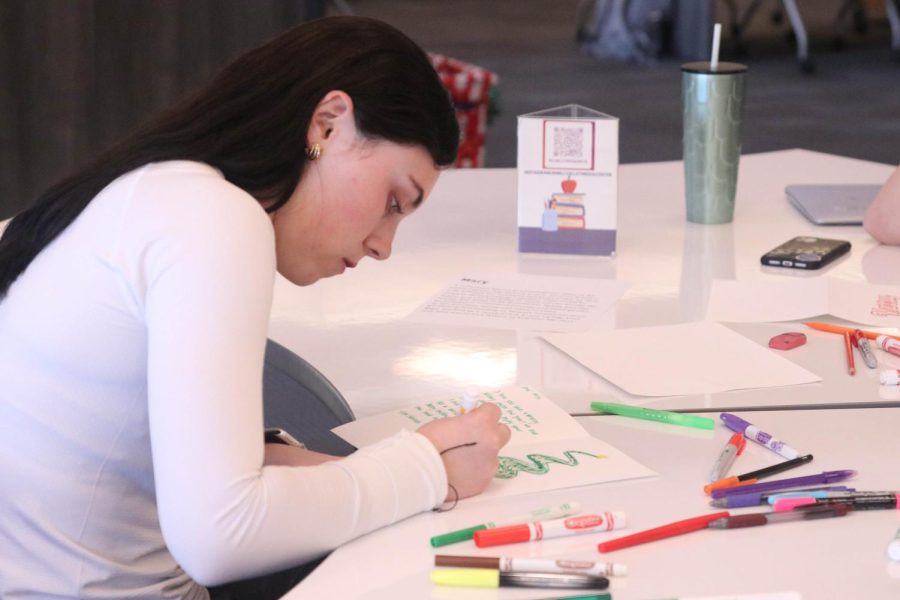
[706, 277, 900, 327]
[331, 386, 656, 501]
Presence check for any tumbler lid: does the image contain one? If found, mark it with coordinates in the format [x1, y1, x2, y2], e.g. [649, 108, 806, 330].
[681, 61, 747, 74]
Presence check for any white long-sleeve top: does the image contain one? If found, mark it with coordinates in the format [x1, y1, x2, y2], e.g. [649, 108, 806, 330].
[0, 161, 447, 599]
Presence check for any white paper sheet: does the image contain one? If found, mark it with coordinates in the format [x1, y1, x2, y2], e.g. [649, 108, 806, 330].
[406, 272, 628, 332]
[542, 321, 821, 397]
[707, 277, 900, 327]
[332, 386, 656, 500]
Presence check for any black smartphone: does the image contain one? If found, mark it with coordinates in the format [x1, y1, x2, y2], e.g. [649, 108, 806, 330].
[760, 236, 851, 270]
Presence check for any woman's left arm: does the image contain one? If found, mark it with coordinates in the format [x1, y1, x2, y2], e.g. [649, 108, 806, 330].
[264, 444, 339, 466]
[863, 165, 900, 245]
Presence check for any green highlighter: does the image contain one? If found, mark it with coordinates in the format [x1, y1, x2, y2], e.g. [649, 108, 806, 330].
[590, 401, 714, 430]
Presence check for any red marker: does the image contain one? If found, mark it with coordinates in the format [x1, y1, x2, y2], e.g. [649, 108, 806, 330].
[597, 511, 729, 553]
[474, 511, 626, 548]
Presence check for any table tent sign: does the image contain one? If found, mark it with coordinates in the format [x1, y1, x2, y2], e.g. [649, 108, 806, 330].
[517, 104, 619, 256]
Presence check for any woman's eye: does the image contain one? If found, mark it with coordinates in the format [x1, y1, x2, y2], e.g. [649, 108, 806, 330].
[389, 197, 403, 215]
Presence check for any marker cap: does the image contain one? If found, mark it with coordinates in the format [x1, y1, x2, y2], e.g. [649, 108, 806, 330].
[430, 525, 486, 547]
[704, 476, 748, 495]
[431, 568, 500, 588]
[474, 524, 531, 548]
[719, 412, 750, 433]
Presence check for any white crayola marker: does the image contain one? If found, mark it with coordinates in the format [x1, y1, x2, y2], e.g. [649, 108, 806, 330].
[876, 335, 900, 357]
[890, 526, 900, 561]
[880, 370, 900, 386]
[474, 511, 626, 547]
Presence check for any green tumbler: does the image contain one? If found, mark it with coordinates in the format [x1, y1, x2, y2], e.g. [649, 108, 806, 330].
[681, 61, 747, 224]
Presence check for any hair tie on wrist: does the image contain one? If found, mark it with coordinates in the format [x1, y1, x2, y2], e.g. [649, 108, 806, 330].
[433, 483, 459, 512]
[440, 441, 477, 455]
[433, 442, 475, 512]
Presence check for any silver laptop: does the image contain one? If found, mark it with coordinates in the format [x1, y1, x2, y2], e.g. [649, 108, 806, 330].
[786, 184, 880, 225]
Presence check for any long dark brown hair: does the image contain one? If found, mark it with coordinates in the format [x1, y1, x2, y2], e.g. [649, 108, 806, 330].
[0, 16, 459, 298]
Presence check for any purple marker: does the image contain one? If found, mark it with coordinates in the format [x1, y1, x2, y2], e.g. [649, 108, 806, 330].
[710, 470, 857, 499]
[720, 413, 800, 459]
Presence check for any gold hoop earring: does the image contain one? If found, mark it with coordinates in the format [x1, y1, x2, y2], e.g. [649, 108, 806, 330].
[306, 143, 322, 161]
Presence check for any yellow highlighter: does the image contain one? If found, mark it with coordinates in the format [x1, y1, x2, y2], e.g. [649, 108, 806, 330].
[431, 568, 610, 590]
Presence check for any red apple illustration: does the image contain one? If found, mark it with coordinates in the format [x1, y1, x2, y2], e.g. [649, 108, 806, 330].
[561, 178, 577, 193]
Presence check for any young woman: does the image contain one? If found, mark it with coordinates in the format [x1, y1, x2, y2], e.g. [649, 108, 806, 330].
[864, 164, 900, 245]
[0, 16, 510, 599]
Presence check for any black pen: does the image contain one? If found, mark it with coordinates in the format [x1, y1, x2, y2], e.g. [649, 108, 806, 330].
[705, 454, 813, 493]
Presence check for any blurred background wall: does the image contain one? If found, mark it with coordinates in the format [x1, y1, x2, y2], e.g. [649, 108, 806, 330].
[1, 0, 898, 219]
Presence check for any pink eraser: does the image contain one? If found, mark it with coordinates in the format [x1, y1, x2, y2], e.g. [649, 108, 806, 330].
[769, 332, 807, 350]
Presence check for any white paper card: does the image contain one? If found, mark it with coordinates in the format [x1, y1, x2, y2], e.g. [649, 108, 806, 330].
[332, 386, 656, 500]
[406, 272, 628, 332]
[707, 277, 900, 327]
[542, 321, 821, 396]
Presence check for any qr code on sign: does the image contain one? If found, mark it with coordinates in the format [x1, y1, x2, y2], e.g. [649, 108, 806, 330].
[552, 127, 584, 159]
[543, 120, 594, 169]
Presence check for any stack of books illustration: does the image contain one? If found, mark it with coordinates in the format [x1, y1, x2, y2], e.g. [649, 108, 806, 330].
[551, 191, 586, 229]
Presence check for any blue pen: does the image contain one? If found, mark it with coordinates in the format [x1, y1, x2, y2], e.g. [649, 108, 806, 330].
[710, 485, 853, 508]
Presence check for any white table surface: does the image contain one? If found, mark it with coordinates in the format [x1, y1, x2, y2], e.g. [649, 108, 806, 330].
[284, 407, 900, 599]
[268, 149, 899, 417]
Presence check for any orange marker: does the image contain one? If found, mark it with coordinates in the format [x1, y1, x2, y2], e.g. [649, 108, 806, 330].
[804, 322, 900, 342]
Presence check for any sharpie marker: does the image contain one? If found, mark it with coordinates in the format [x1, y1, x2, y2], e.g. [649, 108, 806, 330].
[430, 501, 581, 547]
[475, 511, 626, 548]
[708, 433, 746, 483]
[720, 413, 800, 459]
[704, 454, 813, 494]
[431, 569, 609, 590]
[435, 555, 627, 577]
[853, 330, 878, 369]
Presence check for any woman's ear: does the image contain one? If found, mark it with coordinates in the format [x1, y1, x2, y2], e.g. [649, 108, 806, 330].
[308, 90, 355, 146]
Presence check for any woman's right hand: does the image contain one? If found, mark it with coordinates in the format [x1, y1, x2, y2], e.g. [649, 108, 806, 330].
[416, 403, 511, 501]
